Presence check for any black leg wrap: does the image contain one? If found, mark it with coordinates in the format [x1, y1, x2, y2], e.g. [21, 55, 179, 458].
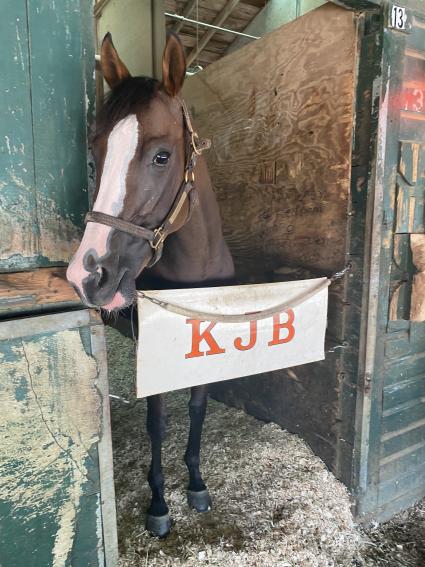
[187, 488, 212, 513]
[145, 513, 171, 538]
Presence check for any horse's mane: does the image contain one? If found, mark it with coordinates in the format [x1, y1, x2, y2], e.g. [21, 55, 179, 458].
[93, 76, 159, 141]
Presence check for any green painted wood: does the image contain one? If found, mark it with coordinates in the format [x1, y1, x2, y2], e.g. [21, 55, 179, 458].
[375, 481, 425, 522]
[0, 0, 94, 274]
[383, 398, 425, 435]
[382, 420, 425, 458]
[27, 0, 90, 264]
[0, 0, 38, 270]
[0, 310, 114, 566]
[380, 442, 425, 482]
[338, 12, 383, 489]
[378, 465, 425, 504]
[383, 373, 425, 410]
[369, 7, 425, 519]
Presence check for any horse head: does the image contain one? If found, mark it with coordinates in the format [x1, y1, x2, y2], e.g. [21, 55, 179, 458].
[67, 32, 192, 310]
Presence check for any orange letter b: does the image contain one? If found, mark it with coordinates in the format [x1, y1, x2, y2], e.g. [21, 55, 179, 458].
[268, 309, 295, 346]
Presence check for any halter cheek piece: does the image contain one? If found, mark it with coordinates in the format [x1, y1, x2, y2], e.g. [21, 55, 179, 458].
[85, 98, 211, 267]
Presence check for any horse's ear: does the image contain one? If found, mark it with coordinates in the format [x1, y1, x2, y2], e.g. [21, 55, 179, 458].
[161, 32, 186, 97]
[101, 33, 131, 89]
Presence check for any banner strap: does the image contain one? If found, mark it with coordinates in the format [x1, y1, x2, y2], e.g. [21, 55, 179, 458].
[137, 279, 329, 324]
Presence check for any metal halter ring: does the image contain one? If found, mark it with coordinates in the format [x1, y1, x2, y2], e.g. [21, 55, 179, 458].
[191, 132, 203, 155]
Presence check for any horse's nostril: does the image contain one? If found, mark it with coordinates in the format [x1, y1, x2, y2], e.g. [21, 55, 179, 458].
[85, 252, 97, 272]
[83, 252, 108, 287]
[98, 266, 108, 287]
[91, 266, 107, 288]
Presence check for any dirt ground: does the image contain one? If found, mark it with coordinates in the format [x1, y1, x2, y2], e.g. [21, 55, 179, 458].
[106, 326, 425, 567]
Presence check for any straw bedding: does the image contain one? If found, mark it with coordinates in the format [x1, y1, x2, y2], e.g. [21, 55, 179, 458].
[106, 326, 368, 566]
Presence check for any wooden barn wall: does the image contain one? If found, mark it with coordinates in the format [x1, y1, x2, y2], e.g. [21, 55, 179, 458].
[185, 3, 356, 280]
[0, 0, 94, 273]
[228, 0, 326, 54]
[184, 4, 359, 471]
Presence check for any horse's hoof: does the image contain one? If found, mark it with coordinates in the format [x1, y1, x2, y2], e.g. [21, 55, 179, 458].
[187, 489, 212, 513]
[145, 513, 171, 538]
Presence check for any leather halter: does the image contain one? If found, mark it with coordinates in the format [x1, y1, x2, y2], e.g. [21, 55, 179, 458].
[85, 98, 211, 267]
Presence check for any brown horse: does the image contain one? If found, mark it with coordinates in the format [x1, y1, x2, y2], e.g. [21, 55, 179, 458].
[67, 32, 234, 537]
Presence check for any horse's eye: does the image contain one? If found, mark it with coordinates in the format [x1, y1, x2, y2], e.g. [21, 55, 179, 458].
[153, 151, 170, 166]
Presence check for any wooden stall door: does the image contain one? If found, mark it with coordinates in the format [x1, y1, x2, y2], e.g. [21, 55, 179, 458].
[362, 5, 425, 521]
[0, 310, 117, 566]
[0, 0, 94, 272]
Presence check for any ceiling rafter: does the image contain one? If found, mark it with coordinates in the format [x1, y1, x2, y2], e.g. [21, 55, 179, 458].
[172, 0, 198, 33]
[186, 0, 241, 66]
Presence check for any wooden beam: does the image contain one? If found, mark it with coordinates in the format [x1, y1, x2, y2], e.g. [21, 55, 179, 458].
[331, 0, 380, 7]
[173, 0, 197, 33]
[93, 0, 112, 19]
[152, 0, 166, 79]
[186, 0, 240, 66]
[0, 267, 81, 316]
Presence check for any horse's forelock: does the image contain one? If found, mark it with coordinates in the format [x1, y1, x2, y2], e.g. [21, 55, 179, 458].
[93, 76, 159, 143]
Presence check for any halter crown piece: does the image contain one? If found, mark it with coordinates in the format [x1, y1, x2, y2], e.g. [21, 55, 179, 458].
[85, 98, 211, 267]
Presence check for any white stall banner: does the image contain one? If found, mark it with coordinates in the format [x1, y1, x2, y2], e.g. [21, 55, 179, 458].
[136, 278, 328, 398]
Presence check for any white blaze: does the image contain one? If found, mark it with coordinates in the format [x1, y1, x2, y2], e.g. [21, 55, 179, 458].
[67, 114, 140, 296]
[94, 114, 139, 215]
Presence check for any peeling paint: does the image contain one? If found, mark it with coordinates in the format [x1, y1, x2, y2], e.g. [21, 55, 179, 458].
[37, 195, 83, 262]
[0, 329, 100, 563]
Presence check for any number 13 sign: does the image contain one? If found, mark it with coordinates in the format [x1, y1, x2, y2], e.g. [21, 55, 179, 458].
[390, 5, 408, 30]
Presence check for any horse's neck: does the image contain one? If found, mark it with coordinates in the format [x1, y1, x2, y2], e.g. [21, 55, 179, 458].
[148, 156, 235, 286]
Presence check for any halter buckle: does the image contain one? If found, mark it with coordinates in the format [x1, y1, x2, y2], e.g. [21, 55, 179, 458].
[151, 227, 166, 250]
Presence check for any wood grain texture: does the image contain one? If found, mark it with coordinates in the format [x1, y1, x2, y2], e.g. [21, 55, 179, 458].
[0, 0, 38, 266]
[185, 3, 357, 279]
[0, 267, 81, 316]
[0, 0, 93, 272]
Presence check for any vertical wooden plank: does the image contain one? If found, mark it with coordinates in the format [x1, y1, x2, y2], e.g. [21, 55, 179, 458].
[336, 11, 382, 489]
[27, 0, 91, 265]
[91, 324, 119, 567]
[151, 0, 166, 80]
[0, 0, 39, 270]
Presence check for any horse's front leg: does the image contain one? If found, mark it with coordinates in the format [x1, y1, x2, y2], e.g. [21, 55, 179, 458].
[145, 394, 171, 537]
[184, 385, 212, 512]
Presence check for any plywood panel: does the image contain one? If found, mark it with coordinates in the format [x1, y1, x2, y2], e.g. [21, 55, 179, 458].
[185, 3, 357, 279]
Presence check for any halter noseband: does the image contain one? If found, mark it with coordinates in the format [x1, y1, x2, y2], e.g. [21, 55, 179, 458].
[85, 98, 210, 267]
